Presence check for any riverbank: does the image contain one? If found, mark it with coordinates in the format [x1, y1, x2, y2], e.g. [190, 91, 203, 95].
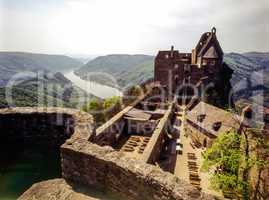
[64, 71, 122, 99]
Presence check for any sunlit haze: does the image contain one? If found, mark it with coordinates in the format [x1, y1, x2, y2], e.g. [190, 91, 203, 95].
[1, 0, 268, 55]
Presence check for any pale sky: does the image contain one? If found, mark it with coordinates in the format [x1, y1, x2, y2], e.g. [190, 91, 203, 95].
[0, 0, 268, 55]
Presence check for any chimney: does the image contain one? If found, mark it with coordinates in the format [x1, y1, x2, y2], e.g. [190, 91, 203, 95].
[171, 45, 174, 58]
[211, 27, 216, 35]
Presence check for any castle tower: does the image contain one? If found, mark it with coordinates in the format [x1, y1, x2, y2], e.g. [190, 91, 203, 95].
[154, 27, 233, 107]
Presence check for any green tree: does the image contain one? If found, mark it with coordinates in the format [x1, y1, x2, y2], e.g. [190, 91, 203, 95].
[103, 96, 122, 121]
[82, 98, 105, 123]
[123, 85, 143, 105]
[202, 128, 269, 199]
[202, 131, 245, 198]
[82, 96, 122, 124]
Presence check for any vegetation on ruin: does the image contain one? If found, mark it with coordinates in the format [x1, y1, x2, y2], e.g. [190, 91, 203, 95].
[202, 129, 269, 199]
[123, 85, 144, 105]
[82, 96, 122, 124]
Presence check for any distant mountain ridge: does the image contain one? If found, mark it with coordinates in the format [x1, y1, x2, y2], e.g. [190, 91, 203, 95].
[0, 52, 83, 85]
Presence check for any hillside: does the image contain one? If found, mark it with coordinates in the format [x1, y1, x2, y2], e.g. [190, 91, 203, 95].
[0, 52, 82, 86]
[75, 54, 154, 88]
[0, 52, 93, 108]
[224, 53, 269, 107]
[75, 53, 269, 106]
[243, 52, 269, 69]
[0, 72, 93, 108]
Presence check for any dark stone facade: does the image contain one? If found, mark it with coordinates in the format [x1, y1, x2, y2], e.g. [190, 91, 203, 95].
[154, 28, 233, 107]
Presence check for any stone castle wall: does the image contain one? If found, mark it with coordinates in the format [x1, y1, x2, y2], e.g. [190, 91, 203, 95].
[0, 107, 217, 200]
[0, 107, 93, 147]
[61, 140, 213, 200]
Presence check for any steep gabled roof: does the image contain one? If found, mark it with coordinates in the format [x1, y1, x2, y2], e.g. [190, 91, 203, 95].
[195, 28, 223, 59]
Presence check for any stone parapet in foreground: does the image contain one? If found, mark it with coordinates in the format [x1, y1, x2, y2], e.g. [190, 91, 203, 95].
[61, 140, 217, 200]
[1, 107, 220, 200]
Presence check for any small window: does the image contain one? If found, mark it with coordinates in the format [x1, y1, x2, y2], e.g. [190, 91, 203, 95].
[210, 60, 216, 66]
[197, 114, 206, 122]
[165, 54, 169, 59]
[174, 64, 179, 69]
[212, 122, 222, 131]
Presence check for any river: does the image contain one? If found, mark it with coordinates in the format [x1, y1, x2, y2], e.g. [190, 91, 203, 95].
[64, 71, 122, 99]
[0, 71, 123, 200]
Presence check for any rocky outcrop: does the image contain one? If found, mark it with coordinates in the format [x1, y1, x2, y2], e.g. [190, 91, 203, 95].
[18, 179, 101, 200]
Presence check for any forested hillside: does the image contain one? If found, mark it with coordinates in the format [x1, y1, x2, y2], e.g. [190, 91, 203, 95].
[0, 52, 92, 108]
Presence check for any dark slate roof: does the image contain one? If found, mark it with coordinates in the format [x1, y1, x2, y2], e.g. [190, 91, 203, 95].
[195, 32, 211, 55]
[186, 102, 240, 137]
[195, 29, 223, 58]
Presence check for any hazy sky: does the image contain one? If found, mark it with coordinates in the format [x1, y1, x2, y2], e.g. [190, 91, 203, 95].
[0, 0, 268, 55]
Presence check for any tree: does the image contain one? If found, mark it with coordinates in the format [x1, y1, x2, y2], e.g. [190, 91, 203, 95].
[82, 98, 105, 123]
[82, 96, 122, 124]
[123, 85, 143, 105]
[202, 131, 243, 196]
[202, 128, 269, 199]
[103, 96, 122, 121]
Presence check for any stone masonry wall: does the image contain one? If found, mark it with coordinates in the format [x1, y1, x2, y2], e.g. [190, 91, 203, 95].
[61, 139, 215, 200]
[0, 107, 93, 147]
[2, 107, 217, 200]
